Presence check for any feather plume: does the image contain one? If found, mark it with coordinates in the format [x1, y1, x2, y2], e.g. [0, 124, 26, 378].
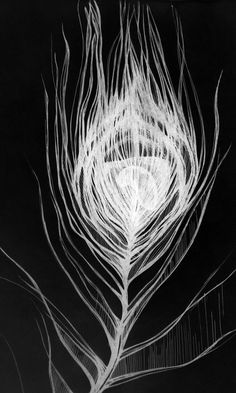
[1, 2, 235, 393]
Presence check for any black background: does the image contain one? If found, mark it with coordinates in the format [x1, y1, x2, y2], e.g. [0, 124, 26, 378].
[0, 0, 235, 392]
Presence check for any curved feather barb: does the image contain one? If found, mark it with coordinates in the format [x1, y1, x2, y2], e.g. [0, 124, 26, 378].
[2, 1, 235, 393]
